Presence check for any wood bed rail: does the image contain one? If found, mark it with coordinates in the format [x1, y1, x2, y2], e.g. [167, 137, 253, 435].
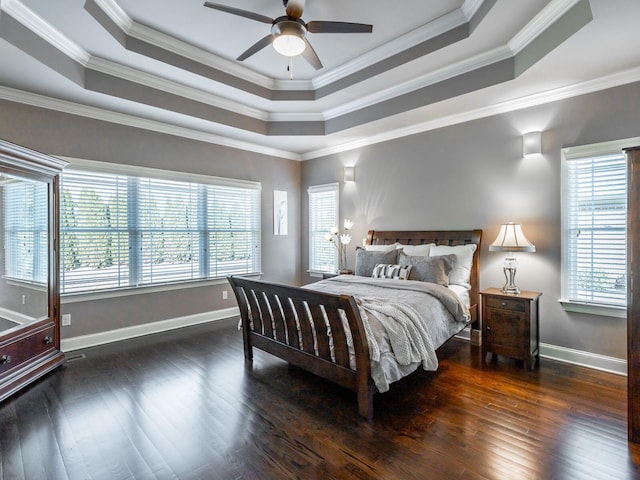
[227, 275, 376, 418]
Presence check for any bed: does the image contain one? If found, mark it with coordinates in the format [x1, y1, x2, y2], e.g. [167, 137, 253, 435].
[228, 229, 481, 419]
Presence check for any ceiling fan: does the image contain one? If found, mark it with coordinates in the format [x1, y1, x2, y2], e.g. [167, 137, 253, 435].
[203, 0, 373, 70]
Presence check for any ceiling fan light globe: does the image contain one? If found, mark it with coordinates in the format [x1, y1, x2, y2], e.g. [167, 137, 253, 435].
[273, 34, 306, 57]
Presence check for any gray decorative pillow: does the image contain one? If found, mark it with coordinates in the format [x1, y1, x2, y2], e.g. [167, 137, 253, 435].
[398, 251, 455, 286]
[355, 247, 398, 277]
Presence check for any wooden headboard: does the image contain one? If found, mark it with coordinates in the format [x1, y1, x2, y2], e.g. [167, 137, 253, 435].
[365, 229, 482, 325]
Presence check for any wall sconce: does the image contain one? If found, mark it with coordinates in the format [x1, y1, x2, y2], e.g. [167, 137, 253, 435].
[523, 131, 542, 156]
[344, 166, 355, 182]
[489, 222, 536, 294]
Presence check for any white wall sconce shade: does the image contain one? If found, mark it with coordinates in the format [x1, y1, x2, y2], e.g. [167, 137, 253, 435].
[523, 131, 542, 156]
[344, 166, 355, 182]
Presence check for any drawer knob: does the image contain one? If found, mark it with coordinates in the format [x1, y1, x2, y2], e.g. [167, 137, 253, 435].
[501, 301, 507, 307]
[44, 335, 53, 345]
[1, 354, 11, 365]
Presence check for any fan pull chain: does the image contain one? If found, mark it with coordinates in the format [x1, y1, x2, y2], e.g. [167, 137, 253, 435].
[288, 57, 294, 80]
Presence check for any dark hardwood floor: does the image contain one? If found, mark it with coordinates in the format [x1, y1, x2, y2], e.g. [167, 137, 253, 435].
[1, 318, 639, 479]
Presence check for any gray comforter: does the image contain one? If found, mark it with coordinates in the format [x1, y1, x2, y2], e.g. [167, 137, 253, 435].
[305, 275, 470, 392]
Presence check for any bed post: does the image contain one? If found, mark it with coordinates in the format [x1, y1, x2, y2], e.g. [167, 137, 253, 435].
[228, 276, 253, 363]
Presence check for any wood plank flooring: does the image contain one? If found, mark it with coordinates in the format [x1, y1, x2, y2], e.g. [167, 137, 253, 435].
[1, 318, 639, 479]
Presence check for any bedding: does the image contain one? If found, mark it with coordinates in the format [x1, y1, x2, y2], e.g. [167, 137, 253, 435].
[305, 275, 469, 392]
[230, 229, 481, 419]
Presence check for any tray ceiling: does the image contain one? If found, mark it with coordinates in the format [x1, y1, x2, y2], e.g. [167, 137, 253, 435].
[0, 0, 639, 160]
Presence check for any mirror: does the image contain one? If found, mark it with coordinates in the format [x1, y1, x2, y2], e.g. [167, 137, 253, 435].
[0, 172, 49, 334]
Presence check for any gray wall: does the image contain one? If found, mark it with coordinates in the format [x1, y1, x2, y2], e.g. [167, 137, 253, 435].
[301, 81, 640, 361]
[2, 80, 639, 360]
[0, 100, 301, 338]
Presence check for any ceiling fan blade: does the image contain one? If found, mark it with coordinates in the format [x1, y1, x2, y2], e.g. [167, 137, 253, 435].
[285, 0, 305, 19]
[301, 39, 322, 70]
[236, 35, 274, 61]
[306, 21, 373, 34]
[203, 2, 273, 24]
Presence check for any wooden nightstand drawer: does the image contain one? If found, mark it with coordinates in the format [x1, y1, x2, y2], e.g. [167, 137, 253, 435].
[485, 296, 526, 312]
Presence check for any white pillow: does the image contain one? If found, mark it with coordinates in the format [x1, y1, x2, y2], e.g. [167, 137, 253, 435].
[397, 243, 435, 256]
[365, 243, 398, 252]
[430, 243, 477, 289]
[372, 263, 412, 280]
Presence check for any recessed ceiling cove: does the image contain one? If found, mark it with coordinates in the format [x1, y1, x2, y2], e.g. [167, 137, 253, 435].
[1, 0, 636, 159]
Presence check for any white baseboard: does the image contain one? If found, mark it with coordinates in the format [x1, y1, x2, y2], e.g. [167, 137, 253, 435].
[60, 309, 628, 377]
[539, 343, 627, 376]
[61, 307, 239, 352]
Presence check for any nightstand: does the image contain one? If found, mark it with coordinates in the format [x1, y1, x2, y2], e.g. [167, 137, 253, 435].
[480, 288, 542, 370]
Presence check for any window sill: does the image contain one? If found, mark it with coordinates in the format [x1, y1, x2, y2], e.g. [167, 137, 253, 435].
[558, 299, 626, 318]
[4, 277, 47, 291]
[308, 270, 333, 278]
[61, 274, 261, 304]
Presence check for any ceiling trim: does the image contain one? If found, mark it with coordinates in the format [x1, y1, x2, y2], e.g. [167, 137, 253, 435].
[301, 66, 640, 160]
[85, 0, 494, 100]
[2, 0, 89, 63]
[0, 0, 593, 133]
[0, 86, 301, 160]
[3, 66, 639, 163]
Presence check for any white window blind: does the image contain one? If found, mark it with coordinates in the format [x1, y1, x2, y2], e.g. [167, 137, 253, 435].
[3, 178, 48, 284]
[60, 166, 261, 294]
[563, 152, 627, 307]
[308, 183, 338, 273]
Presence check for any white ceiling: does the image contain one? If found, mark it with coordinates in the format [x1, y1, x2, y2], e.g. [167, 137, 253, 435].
[0, 0, 639, 160]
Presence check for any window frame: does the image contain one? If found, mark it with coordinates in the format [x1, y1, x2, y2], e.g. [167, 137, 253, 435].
[59, 158, 261, 298]
[560, 137, 640, 318]
[308, 182, 339, 274]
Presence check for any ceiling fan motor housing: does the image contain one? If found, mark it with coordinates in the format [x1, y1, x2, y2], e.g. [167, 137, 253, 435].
[271, 17, 307, 38]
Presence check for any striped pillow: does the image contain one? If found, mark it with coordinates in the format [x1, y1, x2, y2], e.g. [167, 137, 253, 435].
[372, 263, 412, 280]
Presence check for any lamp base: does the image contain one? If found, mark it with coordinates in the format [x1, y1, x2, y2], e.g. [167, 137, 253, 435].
[501, 265, 520, 295]
[501, 284, 521, 295]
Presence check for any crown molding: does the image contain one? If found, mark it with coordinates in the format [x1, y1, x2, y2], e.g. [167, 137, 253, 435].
[92, 0, 304, 91]
[301, 66, 640, 160]
[1, 0, 90, 63]
[311, 5, 470, 89]
[2, 65, 639, 163]
[460, 0, 486, 20]
[323, 45, 513, 121]
[87, 56, 269, 121]
[0, 86, 301, 161]
[92, 0, 132, 30]
[509, 0, 583, 54]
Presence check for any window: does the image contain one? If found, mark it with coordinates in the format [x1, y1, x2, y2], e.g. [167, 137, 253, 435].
[60, 161, 261, 294]
[308, 183, 338, 273]
[562, 145, 627, 313]
[3, 177, 48, 284]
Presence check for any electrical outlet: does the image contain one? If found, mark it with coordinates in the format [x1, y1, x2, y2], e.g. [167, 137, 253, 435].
[222, 290, 228, 300]
[62, 314, 71, 326]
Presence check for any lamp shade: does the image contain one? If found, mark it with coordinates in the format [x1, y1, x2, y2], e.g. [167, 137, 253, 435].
[489, 223, 536, 253]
